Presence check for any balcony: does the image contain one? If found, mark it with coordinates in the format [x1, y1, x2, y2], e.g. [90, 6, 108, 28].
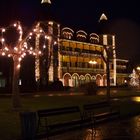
[61, 66, 105, 74]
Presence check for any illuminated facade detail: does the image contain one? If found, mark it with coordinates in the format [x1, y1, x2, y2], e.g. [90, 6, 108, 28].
[0, 21, 129, 90]
[89, 33, 99, 44]
[34, 21, 60, 83]
[59, 27, 106, 86]
[35, 23, 40, 82]
[61, 27, 74, 40]
[76, 30, 87, 40]
[41, 0, 51, 4]
[99, 13, 108, 21]
[116, 59, 129, 85]
[112, 35, 116, 86]
[129, 69, 139, 87]
[56, 27, 129, 87]
[103, 35, 108, 45]
[48, 36, 53, 82]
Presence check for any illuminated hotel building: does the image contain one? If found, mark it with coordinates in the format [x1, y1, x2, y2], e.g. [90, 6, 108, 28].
[55, 14, 129, 87]
[57, 27, 129, 87]
[0, 19, 129, 90]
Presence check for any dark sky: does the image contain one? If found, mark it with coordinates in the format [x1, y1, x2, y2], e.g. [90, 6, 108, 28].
[0, 0, 140, 64]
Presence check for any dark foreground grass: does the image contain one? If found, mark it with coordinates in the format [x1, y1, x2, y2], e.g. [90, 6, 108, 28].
[0, 90, 140, 140]
[0, 95, 105, 140]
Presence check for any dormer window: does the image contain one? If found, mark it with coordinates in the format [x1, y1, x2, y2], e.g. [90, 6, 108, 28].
[76, 30, 87, 42]
[61, 27, 74, 40]
[89, 33, 99, 44]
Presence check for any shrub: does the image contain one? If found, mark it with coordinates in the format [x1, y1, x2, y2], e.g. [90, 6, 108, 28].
[49, 78, 63, 91]
[82, 82, 98, 95]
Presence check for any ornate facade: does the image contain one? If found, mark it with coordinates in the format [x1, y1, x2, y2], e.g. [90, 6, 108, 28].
[55, 27, 128, 87]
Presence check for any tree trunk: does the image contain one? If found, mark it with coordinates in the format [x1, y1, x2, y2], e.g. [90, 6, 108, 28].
[106, 56, 110, 102]
[12, 55, 22, 110]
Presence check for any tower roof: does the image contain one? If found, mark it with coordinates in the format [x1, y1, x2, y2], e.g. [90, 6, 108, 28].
[99, 13, 108, 22]
[41, 0, 51, 4]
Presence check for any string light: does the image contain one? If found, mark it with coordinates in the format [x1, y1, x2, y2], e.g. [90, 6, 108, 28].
[2, 28, 5, 32]
[0, 21, 55, 69]
[17, 64, 21, 69]
[1, 38, 5, 42]
[8, 54, 11, 57]
[2, 52, 5, 56]
[43, 45, 46, 49]
[54, 41, 57, 45]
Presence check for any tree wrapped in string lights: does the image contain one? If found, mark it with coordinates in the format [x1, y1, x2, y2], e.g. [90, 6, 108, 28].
[0, 21, 55, 110]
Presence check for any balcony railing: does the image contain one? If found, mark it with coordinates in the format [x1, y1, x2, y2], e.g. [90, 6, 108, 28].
[61, 66, 105, 74]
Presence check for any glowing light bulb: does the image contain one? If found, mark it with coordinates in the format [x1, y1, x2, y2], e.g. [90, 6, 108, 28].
[2, 52, 5, 56]
[19, 57, 22, 62]
[8, 54, 11, 57]
[1, 38, 5, 42]
[2, 28, 5, 32]
[41, 0, 51, 4]
[13, 23, 17, 27]
[43, 45, 46, 49]
[17, 64, 21, 69]
[54, 41, 57, 45]
[38, 51, 42, 55]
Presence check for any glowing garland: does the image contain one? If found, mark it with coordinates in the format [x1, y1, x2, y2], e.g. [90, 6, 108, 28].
[0, 21, 57, 69]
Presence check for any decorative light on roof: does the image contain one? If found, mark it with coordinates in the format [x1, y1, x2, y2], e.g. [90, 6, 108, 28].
[99, 13, 108, 22]
[76, 30, 87, 35]
[41, 0, 51, 4]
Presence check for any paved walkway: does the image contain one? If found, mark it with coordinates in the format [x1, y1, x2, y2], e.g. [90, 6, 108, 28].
[47, 115, 140, 140]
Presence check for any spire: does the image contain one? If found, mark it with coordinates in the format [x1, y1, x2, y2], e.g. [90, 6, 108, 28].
[97, 13, 109, 34]
[41, 0, 51, 4]
[99, 13, 108, 22]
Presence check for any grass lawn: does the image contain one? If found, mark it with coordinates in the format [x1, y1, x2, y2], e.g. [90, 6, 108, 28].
[0, 89, 140, 140]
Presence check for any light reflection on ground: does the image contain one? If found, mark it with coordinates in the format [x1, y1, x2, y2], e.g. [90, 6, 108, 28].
[49, 115, 140, 140]
[83, 129, 103, 140]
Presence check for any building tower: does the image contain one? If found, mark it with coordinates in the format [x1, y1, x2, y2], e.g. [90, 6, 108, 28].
[35, 21, 60, 88]
[98, 13, 117, 86]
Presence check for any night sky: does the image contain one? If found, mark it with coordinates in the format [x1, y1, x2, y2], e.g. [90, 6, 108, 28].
[0, 0, 140, 65]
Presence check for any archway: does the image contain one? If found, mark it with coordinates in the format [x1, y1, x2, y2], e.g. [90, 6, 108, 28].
[79, 75, 85, 85]
[91, 76, 96, 82]
[85, 74, 92, 83]
[72, 73, 79, 87]
[63, 73, 72, 87]
[96, 74, 103, 86]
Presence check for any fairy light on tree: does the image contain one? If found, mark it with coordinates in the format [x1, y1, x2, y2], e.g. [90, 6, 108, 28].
[0, 21, 55, 110]
[129, 69, 139, 87]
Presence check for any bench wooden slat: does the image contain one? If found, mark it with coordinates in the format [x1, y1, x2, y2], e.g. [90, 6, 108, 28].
[36, 106, 93, 139]
[83, 101, 120, 125]
[38, 106, 81, 117]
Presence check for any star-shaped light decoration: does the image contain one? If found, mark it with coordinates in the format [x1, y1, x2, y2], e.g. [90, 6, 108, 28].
[41, 0, 51, 4]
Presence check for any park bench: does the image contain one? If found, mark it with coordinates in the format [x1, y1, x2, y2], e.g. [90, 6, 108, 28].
[83, 100, 120, 125]
[36, 106, 93, 139]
